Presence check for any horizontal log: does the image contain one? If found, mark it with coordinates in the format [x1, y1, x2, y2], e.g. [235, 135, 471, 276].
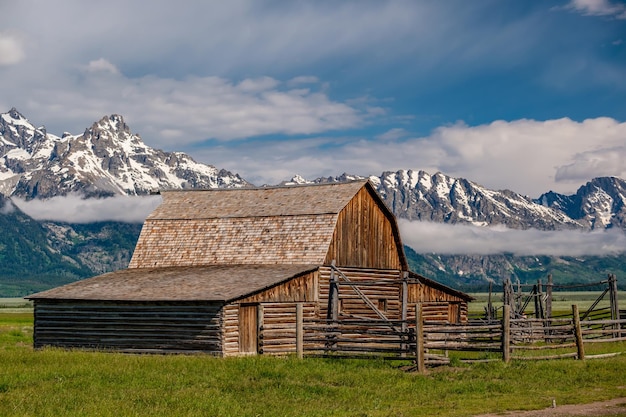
[424, 343, 501, 351]
[581, 319, 626, 326]
[583, 335, 626, 343]
[423, 326, 501, 333]
[303, 345, 406, 354]
[303, 337, 405, 345]
[511, 352, 578, 360]
[510, 343, 576, 350]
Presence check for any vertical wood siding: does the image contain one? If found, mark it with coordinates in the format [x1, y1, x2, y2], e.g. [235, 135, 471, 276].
[238, 304, 258, 354]
[33, 301, 224, 354]
[235, 271, 319, 304]
[325, 187, 403, 269]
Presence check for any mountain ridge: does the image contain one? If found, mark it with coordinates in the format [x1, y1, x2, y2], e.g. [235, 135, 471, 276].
[2, 108, 626, 295]
[1, 108, 250, 200]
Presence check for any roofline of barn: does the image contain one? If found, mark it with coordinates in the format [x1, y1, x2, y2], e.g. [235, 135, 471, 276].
[408, 271, 475, 301]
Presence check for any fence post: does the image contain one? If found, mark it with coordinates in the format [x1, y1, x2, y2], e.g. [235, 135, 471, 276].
[401, 272, 408, 357]
[609, 274, 621, 338]
[546, 274, 553, 319]
[572, 304, 585, 360]
[257, 304, 264, 355]
[415, 303, 425, 373]
[502, 305, 510, 363]
[296, 302, 303, 359]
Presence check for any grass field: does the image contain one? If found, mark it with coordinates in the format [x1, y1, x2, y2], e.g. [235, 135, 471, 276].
[468, 291, 626, 317]
[1, 311, 626, 416]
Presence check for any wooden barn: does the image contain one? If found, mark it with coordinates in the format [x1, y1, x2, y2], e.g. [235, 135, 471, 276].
[28, 180, 472, 356]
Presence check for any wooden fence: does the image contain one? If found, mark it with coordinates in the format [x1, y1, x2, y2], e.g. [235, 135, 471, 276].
[256, 303, 626, 372]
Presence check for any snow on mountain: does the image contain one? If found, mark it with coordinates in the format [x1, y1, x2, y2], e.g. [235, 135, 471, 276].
[297, 170, 587, 231]
[536, 177, 626, 230]
[0, 108, 250, 199]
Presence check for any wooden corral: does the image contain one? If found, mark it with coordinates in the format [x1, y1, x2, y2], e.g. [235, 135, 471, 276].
[28, 180, 472, 356]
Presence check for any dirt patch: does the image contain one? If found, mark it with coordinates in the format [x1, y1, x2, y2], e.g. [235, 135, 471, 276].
[473, 397, 626, 417]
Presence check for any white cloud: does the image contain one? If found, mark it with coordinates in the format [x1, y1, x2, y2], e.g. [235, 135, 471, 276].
[85, 58, 120, 74]
[196, 117, 626, 196]
[1, 199, 16, 215]
[399, 220, 626, 256]
[13, 195, 162, 223]
[566, 0, 626, 19]
[376, 128, 408, 141]
[10, 71, 365, 147]
[0, 32, 25, 66]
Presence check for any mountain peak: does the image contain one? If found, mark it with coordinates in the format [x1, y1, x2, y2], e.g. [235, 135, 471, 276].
[0, 109, 251, 199]
[8, 107, 26, 121]
[90, 114, 130, 135]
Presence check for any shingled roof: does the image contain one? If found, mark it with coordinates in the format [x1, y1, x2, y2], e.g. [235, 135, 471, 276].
[147, 180, 368, 219]
[28, 264, 318, 302]
[129, 180, 393, 268]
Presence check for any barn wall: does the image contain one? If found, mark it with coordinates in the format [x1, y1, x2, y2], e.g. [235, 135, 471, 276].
[33, 301, 224, 354]
[222, 302, 318, 357]
[407, 283, 468, 323]
[236, 271, 319, 304]
[407, 282, 467, 303]
[325, 187, 403, 270]
[318, 266, 403, 320]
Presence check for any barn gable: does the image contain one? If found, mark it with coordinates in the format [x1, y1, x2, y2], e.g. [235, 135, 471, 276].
[325, 183, 407, 270]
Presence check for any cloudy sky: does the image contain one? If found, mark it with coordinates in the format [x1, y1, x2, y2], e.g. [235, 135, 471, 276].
[1, 0, 625, 198]
[2, 0, 626, 257]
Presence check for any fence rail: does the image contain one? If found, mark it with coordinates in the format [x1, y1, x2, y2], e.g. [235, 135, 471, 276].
[257, 303, 626, 371]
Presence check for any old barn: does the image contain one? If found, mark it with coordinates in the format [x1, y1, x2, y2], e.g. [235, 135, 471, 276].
[28, 180, 471, 356]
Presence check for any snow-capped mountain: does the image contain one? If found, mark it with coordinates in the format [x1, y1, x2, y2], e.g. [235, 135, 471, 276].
[286, 170, 626, 232]
[0, 108, 249, 199]
[535, 177, 626, 230]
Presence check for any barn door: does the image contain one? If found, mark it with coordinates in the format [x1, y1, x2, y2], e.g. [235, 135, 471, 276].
[239, 304, 258, 354]
[448, 303, 461, 324]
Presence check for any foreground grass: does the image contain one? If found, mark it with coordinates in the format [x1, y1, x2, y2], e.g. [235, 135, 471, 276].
[1, 314, 626, 416]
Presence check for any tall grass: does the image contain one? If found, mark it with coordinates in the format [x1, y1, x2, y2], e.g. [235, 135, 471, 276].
[1, 313, 625, 416]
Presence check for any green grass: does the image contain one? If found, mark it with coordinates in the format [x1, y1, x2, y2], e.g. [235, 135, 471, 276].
[468, 291, 626, 316]
[1, 313, 626, 416]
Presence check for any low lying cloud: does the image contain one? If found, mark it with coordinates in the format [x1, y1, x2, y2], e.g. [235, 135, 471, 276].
[13, 195, 162, 224]
[398, 219, 626, 257]
[0, 199, 16, 215]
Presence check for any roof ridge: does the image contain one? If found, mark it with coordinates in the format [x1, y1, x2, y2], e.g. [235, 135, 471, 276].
[159, 179, 369, 193]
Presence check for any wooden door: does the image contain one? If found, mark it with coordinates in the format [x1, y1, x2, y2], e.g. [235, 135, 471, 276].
[239, 304, 258, 354]
[448, 303, 461, 324]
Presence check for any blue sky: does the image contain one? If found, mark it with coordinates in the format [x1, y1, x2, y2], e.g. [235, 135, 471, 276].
[1, 0, 625, 196]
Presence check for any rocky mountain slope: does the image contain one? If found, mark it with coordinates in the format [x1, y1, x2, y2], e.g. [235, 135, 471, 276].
[290, 170, 626, 232]
[0, 108, 249, 199]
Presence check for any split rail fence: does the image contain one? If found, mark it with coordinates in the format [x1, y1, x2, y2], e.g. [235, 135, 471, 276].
[257, 303, 626, 372]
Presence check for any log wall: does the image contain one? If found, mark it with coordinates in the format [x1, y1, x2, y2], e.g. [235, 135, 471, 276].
[33, 301, 224, 354]
[222, 302, 318, 356]
[318, 266, 403, 320]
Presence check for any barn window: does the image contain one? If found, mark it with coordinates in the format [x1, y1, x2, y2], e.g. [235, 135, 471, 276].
[378, 298, 388, 312]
